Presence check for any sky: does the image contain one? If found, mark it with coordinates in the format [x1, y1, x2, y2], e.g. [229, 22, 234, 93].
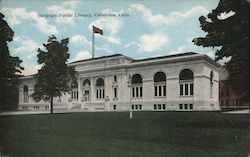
[0, 0, 224, 76]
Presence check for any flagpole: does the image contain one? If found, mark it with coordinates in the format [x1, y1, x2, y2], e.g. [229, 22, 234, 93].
[92, 26, 95, 59]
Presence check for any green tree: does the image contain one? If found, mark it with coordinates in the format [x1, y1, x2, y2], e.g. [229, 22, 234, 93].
[193, 0, 249, 103]
[0, 12, 23, 111]
[32, 36, 75, 114]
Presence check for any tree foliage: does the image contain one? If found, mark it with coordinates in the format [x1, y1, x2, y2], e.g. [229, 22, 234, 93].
[0, 12, 23, 110]
[32, 36, 75, 113]
[193, 0, 249, 103]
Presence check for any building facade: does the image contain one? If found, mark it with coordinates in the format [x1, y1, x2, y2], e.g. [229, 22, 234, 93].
[18, 52, 221, 111]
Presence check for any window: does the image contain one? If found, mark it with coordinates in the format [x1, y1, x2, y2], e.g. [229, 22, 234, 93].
[139, 104, 142, 110]
[132, 104, 142, 111]
[114, 75, 117, 82]
[83, 79, 91, 87]
[34, 106, 39, 110]
[154, 72, 166, 97]
[185, 84, 188, 95]
[155, 86, 157, 96]
[140, 87, 143, 97]
[22, 106, 28, 110]
[23, 85, 29, 103]
[131, 74, 143, 98]
[45, 106, 49, 110]
[184, 104, 188, 109]
[154, 104, 166, 111]
[163, 86, 166, 96]
[71, 80, 78, 100]
[132, 87, 135, 97]
[210, 71, 214, 98]
[179, 69, 194, 96]
[113, 105, 116, 110]
[154, 104, 157, 110]
[96, 78, 105, 99]
[189, 104, 193, 110]
[190, 83, 193, 95]
[114, 88, 117, 98]
[180, 84, 183, 95]
[136, 87, 139, 97]
[71, 90, 78, 100]
[179, 104, 183, 110]
[83, 79, 91, 101]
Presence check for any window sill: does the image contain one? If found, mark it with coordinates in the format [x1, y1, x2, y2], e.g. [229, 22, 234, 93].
[154, 96, 166, 98]
[131, 97, 143, 99]
[179, 95, 193, 98]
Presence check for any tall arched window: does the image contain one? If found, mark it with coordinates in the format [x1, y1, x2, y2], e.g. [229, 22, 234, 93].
[179, 69, 194, 96]
[83, 79, 91, 87]
[96, 78, 105, 99]
[23, 85, 29, 103]
[71, 80, 78, 100]
[83, 79, 91, 101]
[131, 74, 143, 98]
[154, 72, 166, 97]
[210, 71, 214, 98]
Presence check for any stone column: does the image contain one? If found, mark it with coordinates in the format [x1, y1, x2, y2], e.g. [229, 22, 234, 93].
[91, 77, 95, 103]
[78, 77, 82, 103]
[104, 75, 110, 111]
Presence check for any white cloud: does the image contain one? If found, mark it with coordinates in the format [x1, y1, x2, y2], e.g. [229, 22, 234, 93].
[169, 47, 185, 55]
[70, 35, 91, 46]
[89, 9, 123, 44]
[204, 51, 215, 59]
[217, 56, 231, 65]
[130, 4, 209, 26]
[13, 36, 40, 57]
[70, 35, 112, 54]
[62, 1, 81, 9]
[217, 11, 235, 20]
[125, 41, 139, 48]
[21, 65, 40, 76]
[139, 32, 169, 52]
[73, 51, 92, 61]
[46, 5, 75, 25]
[1, 8, 58, 35]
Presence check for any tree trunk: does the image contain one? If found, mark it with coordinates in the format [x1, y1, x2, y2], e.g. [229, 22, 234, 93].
[50, 96, 53, 114]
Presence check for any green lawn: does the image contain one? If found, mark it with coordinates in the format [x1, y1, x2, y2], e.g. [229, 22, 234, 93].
[0, 112, 249, 157]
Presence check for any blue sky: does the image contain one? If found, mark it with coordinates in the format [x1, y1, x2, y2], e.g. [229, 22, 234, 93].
[1, 0, 221, 75]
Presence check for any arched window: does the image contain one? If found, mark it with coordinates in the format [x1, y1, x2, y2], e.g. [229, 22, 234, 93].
[83, 79, 91, 87]
[179, 69, 194, 96]
[154, 72, 166, 97]
[179, 69, 193, 80]
[96, 78, 105, 99]
[210, 71, 214, 97]
[71, 80, 78, 100]
[82, 79, 91, 101]
[23, 85, 29, 103]
[132, 74, 142, 84]
[131, 74, 143, 98]
[210, 71, 214, 83]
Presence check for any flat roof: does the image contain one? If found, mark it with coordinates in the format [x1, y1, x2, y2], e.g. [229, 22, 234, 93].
[132, 52, 197, 63]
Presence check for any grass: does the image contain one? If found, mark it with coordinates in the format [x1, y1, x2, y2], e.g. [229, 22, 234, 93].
[0, 112, 249, 157]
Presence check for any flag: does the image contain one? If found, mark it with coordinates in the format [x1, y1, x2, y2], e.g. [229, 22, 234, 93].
[93, 26, 103, 35]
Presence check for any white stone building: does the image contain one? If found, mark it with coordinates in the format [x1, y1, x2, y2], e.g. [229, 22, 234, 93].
[18, 52, 221, 111]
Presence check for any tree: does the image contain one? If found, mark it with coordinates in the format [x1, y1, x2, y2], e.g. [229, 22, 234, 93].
[32, 36, 75, 114]
[0, 12, 23, 111]
[193, 0, 249, 103]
